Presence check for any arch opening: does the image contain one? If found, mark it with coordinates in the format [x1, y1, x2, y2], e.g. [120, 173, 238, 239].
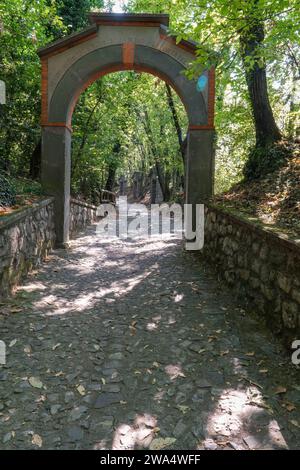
[70, 70, 188, 206]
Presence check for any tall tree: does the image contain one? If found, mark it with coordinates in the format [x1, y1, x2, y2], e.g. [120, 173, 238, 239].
[128, 0, 300, 176]
[0, 0, 64, 175]
[238, 1, 282, 147]
[57, 0, 104, 34]
[165, 83, 185, 165]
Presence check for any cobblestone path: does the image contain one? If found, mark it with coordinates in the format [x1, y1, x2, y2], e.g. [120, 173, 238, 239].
[0, 226, 299, 450]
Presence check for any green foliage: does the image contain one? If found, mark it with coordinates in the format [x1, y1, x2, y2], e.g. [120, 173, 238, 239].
[0, 0, 65, 175]
[57, 0, 104, 33]
[0, 0, 299, 205]
[243, 141, 292, 180]
[0, 0, 103, 177]
[0, 173, 16, 207]
[71, 71, 187, 202]
[12, 177, 43, 196]
[128, 0, 300, 190]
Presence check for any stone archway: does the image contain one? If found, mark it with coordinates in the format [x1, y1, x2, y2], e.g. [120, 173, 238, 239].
[38, 13, 215, 246]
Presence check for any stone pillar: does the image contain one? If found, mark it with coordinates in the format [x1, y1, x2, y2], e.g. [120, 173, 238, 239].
[185, 129, 215, 205]
[185, 129, 215, 237]
[41, 126, 71, 247]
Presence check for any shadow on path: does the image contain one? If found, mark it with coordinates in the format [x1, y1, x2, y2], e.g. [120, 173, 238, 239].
[0, 225, 299, 449]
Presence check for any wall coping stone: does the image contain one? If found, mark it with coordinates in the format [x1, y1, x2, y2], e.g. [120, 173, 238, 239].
[0, 198, 55, 232]
[207, 204, 300, 255]
[70, 198, 98, 211]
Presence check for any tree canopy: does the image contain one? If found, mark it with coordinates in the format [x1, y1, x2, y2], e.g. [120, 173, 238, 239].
[0, 0, 299, 205]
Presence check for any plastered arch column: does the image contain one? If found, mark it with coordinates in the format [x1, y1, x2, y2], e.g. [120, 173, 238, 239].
[38, 13, 215, 246]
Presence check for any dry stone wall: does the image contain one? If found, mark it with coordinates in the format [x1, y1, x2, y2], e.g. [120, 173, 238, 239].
[203, 205, 300, 346]
[0, 198, 55, 297]
[70, 198, 98, 236]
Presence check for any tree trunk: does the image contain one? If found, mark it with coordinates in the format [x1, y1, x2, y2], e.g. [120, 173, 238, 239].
[105, 165, 116, 192]
[165, 83, 185, 165]
[140, 109, 169, 201]
[154, 160, 168, 201]
[72, 87, 103, 174]
[164, 169, 171, 201]
[240, 21, 282, 147]
[1, 127, 12, 172]
[105, 142, 120, 192]
[287, 69, 299, 139]
[30, 139, 41, 180]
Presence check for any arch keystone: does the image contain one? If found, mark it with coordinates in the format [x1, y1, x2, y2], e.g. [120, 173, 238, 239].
[123, 43, 135, 68]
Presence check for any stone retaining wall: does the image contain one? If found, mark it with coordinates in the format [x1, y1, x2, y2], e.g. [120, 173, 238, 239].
[0, 198, 55, 297]
[70, 198, 98, 237]
[0, 198, 99, 297]
[203, 205, 300, 346]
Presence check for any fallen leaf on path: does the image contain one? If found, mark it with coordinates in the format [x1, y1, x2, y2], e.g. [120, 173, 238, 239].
[208, 336, 217, 342]
[282, 402, 296, 412]
[28, 377, 43, 389]
[10, 307, 22, 313]
[218, 440, 229, 447]
[55, 371, 64, 377]
[290, 420, 300, 428]
[76, 385, 85, 396]
[274, 386, 287, 395]
[197, 348, 206, 354]
[32, 434, 43, 447]
[150, 437, 176, 450]
[220, 350, 229, 356]
[177, 405, 190, 414]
